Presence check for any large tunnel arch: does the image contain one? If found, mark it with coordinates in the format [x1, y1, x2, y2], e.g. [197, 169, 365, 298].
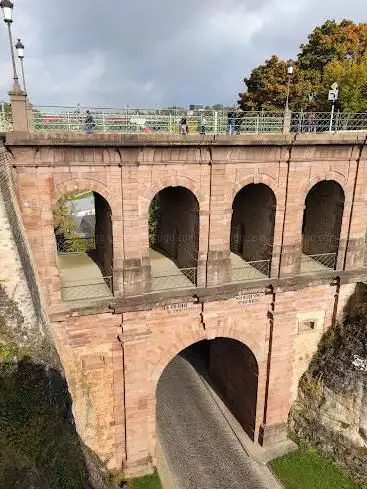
[230, 183, 276, 280]
[53, 190, 114, 301]
[156, 337, 259, 442]
[149, 186, 199, 290]
[302, 180, 345, 270]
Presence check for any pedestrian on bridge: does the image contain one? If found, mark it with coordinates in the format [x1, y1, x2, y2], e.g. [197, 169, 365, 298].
[85, 110, 96, 135]
[180, 117, 188, 134]
[228, 110, 236, 135]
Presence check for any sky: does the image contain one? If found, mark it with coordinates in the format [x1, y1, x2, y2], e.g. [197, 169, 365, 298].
[0, 0, 366, 109]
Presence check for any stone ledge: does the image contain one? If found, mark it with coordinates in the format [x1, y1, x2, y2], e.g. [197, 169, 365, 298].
[5, 131, 367, 148]
[48, 267, 367, 321]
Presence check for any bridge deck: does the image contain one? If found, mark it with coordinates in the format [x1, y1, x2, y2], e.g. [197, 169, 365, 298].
[150, 249, 194, 291]
[57, 253, 112, 302]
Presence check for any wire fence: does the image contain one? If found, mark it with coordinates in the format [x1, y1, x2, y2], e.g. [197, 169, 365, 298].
[151, 267, 197, 291]
[61, 276, 113, 302]
[231, 259, 271, 282]
[300, 253, 337, 274]
[26, 106, 367, 135]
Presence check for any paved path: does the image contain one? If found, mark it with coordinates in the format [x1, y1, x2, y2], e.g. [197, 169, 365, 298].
[157, 354, 282, 489]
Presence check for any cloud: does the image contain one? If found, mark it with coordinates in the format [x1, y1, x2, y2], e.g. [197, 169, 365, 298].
[0, 0, 366, 108]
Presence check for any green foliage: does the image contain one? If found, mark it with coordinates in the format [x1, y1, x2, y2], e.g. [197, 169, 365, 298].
[270, 447, 359, 489]
[130, 471, 162, 489]
[54, 194, 95, 253]
[149, 195, 160, 249]
[111, 470, 161, 489]
[239, 20, 367, 112]
[0, 359, 90, 489]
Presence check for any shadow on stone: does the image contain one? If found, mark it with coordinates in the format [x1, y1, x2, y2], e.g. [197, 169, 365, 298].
[0, 357, 115, 489]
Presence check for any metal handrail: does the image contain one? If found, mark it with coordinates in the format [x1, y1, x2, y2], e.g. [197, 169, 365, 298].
[30, 106, 367, 134]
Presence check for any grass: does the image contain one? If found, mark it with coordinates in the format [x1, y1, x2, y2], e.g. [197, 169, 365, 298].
[269, 447, 360, 489]
[122, 471, 161, 489]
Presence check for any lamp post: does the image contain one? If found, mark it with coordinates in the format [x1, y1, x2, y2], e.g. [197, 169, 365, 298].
[15, 38, 26, 93]
[0, 0, 22, 92]
[285, 59, 294, 112]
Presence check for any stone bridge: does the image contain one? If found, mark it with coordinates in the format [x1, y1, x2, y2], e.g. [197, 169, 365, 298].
[2, 126, 367, 476]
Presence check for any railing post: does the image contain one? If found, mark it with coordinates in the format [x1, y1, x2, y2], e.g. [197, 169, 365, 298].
[283, 109, 292, 134]
[329, 103, 335, 133]
[102, 113, 106, 133]
[67, 112, 72, 132]
[214, 111, 218, 134]
[335, 110, 340, 133]
[255, 112, 260, 134]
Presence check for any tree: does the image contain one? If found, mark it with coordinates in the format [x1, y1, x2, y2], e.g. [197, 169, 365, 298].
[298, 20, 367, 75]
[323, 55, 367, 112]
[53, 196, 94, 253]
[238, 20, 367, 113]
[239, 56, 315, 111]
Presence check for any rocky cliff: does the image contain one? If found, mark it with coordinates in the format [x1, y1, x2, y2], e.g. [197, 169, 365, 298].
[290, 304, 367, 485]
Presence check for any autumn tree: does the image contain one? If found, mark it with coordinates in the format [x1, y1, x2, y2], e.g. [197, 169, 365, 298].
[239, 19, 367, 112]
[239, 55, 315, 111]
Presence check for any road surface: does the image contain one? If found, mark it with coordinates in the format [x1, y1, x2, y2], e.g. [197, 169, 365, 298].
[157, 353, 282, 489]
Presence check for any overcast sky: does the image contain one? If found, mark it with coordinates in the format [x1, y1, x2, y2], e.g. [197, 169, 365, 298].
[0, 0, 366, 108]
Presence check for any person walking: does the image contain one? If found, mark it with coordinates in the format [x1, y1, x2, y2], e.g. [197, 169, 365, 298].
[200, 114, 207, 135]
[85, 110, 95, 135]
[180, 117, 188, 134]
[227, 109, 236, 135]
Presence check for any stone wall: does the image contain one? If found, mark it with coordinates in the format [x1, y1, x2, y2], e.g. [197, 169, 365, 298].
[0, 139, 47, 347]
[156, 186, 199, 269]
[230, 183, 276, 262]
[209, 338, 259, 440]
[95, 192, 113, 278]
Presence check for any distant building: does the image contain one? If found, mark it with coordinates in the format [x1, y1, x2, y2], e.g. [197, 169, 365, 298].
[189, 104, 204, 111]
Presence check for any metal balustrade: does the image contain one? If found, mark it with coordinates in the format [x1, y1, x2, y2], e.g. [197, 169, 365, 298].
[151, 267, 197, 291]
[29, 106, 367, 135]
[61, 276, 113, 302]
[231, 259, 271, 283]
[300, 253, 337, 274]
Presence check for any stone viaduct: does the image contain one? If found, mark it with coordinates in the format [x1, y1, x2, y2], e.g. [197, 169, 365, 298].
[2, 128, 367, 477]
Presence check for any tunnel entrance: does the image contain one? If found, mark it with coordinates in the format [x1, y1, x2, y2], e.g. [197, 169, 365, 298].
[301, 180, 345, 273]
[230, 183, 276, 282]
[157, 338, 259, 442]
[53, 191, 113, 301]
[149, 186, 199, 291]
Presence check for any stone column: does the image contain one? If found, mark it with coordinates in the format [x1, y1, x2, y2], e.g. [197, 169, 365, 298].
[122, 323, 154, 477]
[206, 162, 232, 287]
[9, 91, 29, 132]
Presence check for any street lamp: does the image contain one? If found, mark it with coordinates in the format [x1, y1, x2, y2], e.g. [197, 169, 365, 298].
[285, 59, 294, 111]
[15, 38, 26, 93]
[0, 0, 22, 92]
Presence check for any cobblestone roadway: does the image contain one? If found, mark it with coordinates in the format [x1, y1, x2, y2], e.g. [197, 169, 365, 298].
[157, 354, 282, 489]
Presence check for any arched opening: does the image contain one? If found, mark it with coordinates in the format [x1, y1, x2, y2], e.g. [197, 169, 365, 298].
[156, 338, 259, 486]
[301, 180, 345, 273]
[53, 191, 113, 301]
[230, 183, 276, 282]
[149, 186, 199, 291]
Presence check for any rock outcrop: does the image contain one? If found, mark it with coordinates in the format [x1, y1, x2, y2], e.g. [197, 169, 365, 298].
[290, 306, 367, 485]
